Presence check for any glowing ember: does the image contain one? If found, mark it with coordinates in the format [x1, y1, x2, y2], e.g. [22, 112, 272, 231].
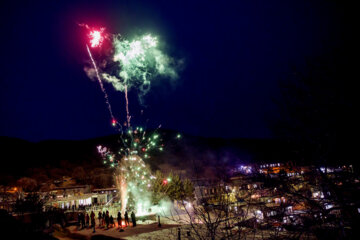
[112, 119, 117, 126]
[89, 30, 103, 47]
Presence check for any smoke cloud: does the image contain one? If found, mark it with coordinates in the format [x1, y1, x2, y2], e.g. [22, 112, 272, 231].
[101, 34, 181, 98]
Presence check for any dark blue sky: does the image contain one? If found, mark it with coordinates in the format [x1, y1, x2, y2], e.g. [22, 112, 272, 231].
[0, 0, 349, 141]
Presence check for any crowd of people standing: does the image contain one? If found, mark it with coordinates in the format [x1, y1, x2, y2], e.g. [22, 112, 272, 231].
[77, 211, 96, 232]
[78, 210, 137, 232]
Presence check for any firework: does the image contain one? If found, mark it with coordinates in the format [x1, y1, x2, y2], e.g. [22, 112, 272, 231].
[86, 44, 116, 125]
[79, 24, 106, 48]
[97, 127, 160, 213]
[82, 25, 180, 129]
[98, 126, 163, 163]
[81, 24, 182, 214]
[97, 126, 182, 214]
[89, 29, 104, 48]
[124, 85, 131, 127]
[102, 34, 179, 96]
[80, 24, 119, 128]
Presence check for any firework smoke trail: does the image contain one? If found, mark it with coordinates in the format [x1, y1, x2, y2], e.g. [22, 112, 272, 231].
[86, 44, 117, 126]
[124, 85, 131, 127]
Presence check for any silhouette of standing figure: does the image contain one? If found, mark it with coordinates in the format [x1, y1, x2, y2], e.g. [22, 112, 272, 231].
[124, 211, 129, 227]
[131, 211, 136, 227]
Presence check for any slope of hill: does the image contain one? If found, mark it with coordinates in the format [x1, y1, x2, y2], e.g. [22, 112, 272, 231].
[0, 131, 296, 180]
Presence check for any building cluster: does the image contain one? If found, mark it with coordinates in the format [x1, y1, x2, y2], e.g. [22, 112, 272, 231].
[0, 176, 118, 213]
[44, 185, 118, 210]
[193, 162, 359, 228]
[1, 160, 359, 234]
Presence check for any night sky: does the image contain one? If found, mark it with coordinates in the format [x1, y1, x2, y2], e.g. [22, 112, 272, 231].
[0, 0, 351, 142]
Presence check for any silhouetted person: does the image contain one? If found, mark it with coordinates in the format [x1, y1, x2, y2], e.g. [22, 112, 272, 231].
[102, 211, 106, 226]
[98, 211, 102, 227]
[85, 213, 90, 228]
[81, 212, 85, 229]
[105, 211, 110, 229]
[131, 211, 136, 227]
[109, 215, 114, 228]
[91, 211, 96, 233]
[124, 211, 129, 227]
[77, 213, 81, 228]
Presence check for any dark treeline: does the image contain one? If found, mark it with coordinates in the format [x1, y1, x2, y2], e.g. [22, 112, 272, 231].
[0, 132, 298, 186]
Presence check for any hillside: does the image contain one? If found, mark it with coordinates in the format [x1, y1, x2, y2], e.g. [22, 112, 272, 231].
[0, 131, 296, 181]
